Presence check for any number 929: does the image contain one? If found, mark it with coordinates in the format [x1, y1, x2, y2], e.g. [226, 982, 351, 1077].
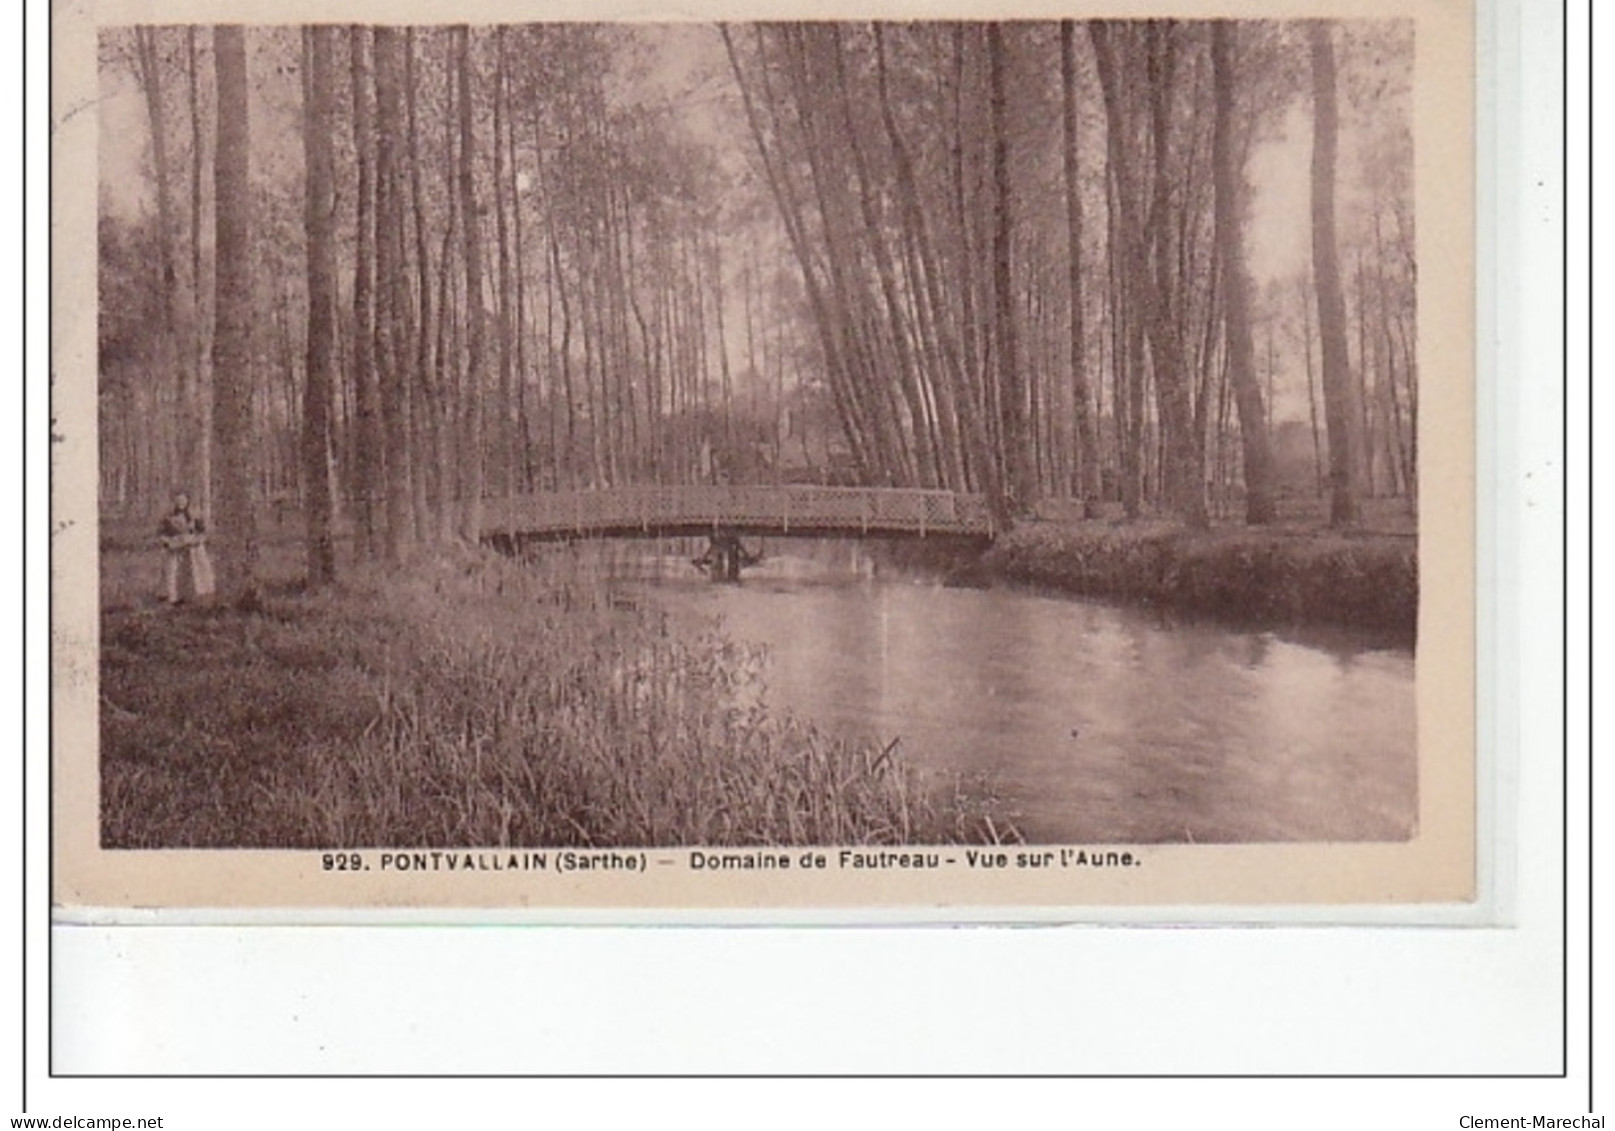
[322, 852, 364, 872]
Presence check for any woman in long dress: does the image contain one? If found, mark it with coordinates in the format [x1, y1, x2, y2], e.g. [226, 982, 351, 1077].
[157, 491, 216, 604]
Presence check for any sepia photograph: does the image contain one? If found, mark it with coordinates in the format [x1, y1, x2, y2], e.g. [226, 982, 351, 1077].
[55, 1, 1475, 911]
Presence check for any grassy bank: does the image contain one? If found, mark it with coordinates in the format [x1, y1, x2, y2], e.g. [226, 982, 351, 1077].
[100, 546, 1014, 848]
[984, 518, 1417, 635]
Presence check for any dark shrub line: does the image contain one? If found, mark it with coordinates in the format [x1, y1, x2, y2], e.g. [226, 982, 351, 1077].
[985, 522, 1417, 636]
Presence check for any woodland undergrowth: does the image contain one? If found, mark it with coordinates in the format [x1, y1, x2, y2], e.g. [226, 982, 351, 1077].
[99, 546, 1016, 848]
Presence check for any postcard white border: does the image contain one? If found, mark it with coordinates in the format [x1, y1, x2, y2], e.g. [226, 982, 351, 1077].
[24, 0, 1586, 1106]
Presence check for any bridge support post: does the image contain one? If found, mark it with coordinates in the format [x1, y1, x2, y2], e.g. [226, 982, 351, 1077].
[707, 529, 744, 583]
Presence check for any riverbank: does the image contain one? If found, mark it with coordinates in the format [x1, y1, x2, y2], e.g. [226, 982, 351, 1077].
[99, 545, 1015, 848]
[981, 518, 1417, 636]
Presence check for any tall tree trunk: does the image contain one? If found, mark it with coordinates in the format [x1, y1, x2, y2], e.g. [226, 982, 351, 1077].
[1374, 206, 1412, 498]
[435, 65, 464, 538]
[301, 27, 338, 585]
[134, 28, 201, 507]
[607, 189, 637, 483]
[581, 226, 604, 486]
[1060, 20, 1100, 515]
[1141, 22, 1206, 528]
[709, 232, 736, 477]
[1211, 22, 1276, 525]
[626, 198, 659, 484]
[405, 27, 443, 541]
[456, 25, 487, 539]
[509, 68, 535, 492]
[1090, 23, 1145, 518]
[539, 160, 561, 491]
[374, 27, 416, 560]
[1354, 250, 1378, 496]
[951, 24, 989, 494]
[210, 26, 257, 604]
[548, 225, 577, 489]
[1309, 20, 1361, 527]
[988, 23, 1033, 512]
[186, 27, 210, 513]
[493, 27, 517, 501]
[1302, 276, 1324, 495]
[349, 26, 381, 557]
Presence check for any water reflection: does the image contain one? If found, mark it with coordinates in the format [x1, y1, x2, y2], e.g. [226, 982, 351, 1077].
[553, 539, 1417, 844]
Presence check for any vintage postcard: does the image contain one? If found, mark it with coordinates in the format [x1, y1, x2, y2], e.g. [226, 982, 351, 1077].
[52, 0, 1476, 917]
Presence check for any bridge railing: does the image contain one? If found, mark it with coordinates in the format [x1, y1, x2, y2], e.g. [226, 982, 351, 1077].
[481, 485, 994, 539]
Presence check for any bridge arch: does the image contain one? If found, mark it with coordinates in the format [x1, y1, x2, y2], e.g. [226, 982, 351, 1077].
[480, 485, 997, 546]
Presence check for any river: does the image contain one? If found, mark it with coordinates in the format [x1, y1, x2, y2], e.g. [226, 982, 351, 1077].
[573, 539, 1417, 845]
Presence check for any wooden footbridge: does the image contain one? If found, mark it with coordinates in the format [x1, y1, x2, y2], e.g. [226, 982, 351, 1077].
[480, 485, 996, 551]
